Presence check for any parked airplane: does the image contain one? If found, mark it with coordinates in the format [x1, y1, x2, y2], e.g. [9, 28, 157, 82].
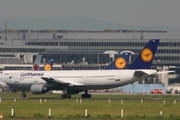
[0, 57, 54, 88]
[0, 55, 42, 75]
[5, 39, 159, 98]
[40, 59, 54, 71]
[105, 52, 131, 70]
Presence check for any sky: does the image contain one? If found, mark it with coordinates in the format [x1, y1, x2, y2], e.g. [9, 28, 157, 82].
[0, 0, 180, 29]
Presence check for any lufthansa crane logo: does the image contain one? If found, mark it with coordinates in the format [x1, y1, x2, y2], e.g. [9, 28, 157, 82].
[141, 48, 153, 62]
[44, 64, 52, 71]
[115, 57, 126, 69]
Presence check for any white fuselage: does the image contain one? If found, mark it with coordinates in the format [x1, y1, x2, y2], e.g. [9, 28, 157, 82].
[0, 70, 26, 88]
[5, 69, 157, 91]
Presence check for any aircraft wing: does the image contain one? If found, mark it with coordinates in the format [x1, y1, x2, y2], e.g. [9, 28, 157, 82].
[41, 77, 84, 86]
[156, 71, 175, 74]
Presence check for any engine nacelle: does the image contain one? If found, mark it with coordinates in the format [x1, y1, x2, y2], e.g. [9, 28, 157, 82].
[30, 84, 49, 94]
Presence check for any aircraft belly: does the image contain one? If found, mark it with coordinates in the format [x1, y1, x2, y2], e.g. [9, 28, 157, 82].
[7, 83, 32, 90]
[66, 84, 123, 90]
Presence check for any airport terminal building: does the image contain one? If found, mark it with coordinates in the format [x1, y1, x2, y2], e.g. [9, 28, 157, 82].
[0, 30, 180, 91]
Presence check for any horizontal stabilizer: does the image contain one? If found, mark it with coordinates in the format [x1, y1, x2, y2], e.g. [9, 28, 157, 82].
[156, 71, 175, 74]
[134, 70, 157, 78]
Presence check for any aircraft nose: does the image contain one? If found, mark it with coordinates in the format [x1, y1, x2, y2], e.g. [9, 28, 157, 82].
[5, 77, 13, 84]
[5, 79, 10, 84]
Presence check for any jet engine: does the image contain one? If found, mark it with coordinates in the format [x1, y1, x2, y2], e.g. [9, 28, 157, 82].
[30, 84, 49, 94]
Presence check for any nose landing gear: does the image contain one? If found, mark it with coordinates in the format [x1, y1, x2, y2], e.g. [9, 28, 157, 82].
[21, 91, 26, 98]
[61, 87, 71, 98]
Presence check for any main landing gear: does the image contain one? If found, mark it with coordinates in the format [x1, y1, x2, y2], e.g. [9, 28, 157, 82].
[61, 87, 71, 98]
[81, 90, 91, 98]
[61, 88, 91, 99]
[21, 91, 26, 98]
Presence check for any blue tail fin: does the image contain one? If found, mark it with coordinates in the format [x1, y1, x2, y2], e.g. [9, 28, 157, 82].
[40, 59, 55, 71]
[105, 52, 131, 70]
[127, 39, 159, 69]
[31, 55, 42, 71]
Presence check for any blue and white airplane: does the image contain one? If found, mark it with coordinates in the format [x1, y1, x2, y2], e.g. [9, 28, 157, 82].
[5, 39, 160, 98]
[105, 52, 131, 70]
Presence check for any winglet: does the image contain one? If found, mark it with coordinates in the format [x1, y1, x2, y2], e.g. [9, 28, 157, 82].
[105, 52, 131, 69]
[127, 39, 159, 69]
[41, 59, 55, 71]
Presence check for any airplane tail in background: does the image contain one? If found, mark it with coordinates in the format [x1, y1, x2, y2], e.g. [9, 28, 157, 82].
[105, 52, 131, 70]
[41, 59, 55, 71]
[31, 55, 54, 71]
[31, 55, 42, 71]
[127, 39, 159, 69]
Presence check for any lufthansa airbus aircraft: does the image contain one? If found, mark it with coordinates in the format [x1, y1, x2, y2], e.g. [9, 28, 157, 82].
[5, 39, 159, 98]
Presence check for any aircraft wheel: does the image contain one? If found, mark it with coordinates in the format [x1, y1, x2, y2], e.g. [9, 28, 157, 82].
[22, 93, 26, 98]
[81, 94, 85, 98]
[66, 94, 71, 98]
[88, 94, 91, 98]
[81, 94, 91, 98]
[61, 94, 66, 98]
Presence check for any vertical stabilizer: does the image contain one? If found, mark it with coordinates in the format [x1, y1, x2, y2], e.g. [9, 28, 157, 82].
[127, 39, 159, 69]
[31, 55, 42, 71]
[105, 52, 131, 69]
[41, 59, 55, 71]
